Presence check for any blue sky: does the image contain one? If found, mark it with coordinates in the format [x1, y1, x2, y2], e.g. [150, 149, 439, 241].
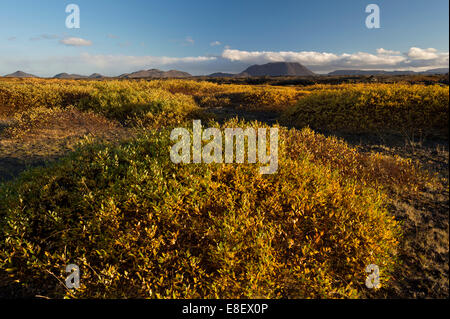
[0, 0, 448, 76]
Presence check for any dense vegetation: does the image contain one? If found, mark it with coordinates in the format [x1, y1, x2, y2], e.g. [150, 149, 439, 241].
[196, 73, 449, 86]
[0, 78, 447, 298]
[281, 84, 449, 138]
[0, 78, 307, 116]
[1, 122, 405, 298]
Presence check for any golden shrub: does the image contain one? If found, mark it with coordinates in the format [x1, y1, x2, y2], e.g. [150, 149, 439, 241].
[0, 122, 402, 298]
[281, 84, 449, 138]
[0, 79, 200, 127]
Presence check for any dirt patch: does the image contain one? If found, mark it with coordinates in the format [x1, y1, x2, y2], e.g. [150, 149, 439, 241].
[0, 108, 132, 183]
[382, 188, 449, 298]
[355, 139, 449, 299]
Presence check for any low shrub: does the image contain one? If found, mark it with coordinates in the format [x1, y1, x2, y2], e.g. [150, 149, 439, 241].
[0, 80, 200, 128]
[281, 84, 449, 138]
[0, 122, 401, 298]
[0, 80, 90, 114]
[146, 79, 308, 111]
[283, 127, 433, 194]
[76, 81, 199, 127]
[3, 106, 64, 138]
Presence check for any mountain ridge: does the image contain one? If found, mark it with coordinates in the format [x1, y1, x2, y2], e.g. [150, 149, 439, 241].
[119, 69, 192, 79]
[53, 73, 88, 79]
[4, 71, 38, 78]
[2, 66, 448, 79]
[328, 68, 449, 76]
[238, 62, 316, 77]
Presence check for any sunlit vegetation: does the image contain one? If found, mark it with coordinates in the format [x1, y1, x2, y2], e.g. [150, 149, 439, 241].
[0, 78, 308, 117]
[281, 84, 449, 139]
[0, 77, 447, 298]
[0, 121, 405, 298]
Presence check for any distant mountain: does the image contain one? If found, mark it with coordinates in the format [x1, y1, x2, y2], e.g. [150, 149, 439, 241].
[238, 62, 315, 77]
[208, 72, 235, 77]
[328, 70, 415, 76]
[88, 73, 104, 78]
[119, 69, 191, 79]
[53, 73, 88, 79]
[328, 68, 449, 76]
[4, 70, 38, 78]
[421, 68, 449, 75]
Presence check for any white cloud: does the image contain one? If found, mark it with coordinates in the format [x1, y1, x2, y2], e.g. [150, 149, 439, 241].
[221, 47, 449, 72]
[376, 48, 401, 55]
[107, 34, 119, 39]
[407, 47, 439, 60]
[221, 49, 403, 66]
[210, 41, 221, 47]
[59, 37, 93, 47]
[1, 47, 447, 77]
[78, 53, 215, 68]
[0, 53, 217, 77]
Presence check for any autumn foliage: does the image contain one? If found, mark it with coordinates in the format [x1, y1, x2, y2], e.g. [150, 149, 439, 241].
[0, 78, 443, 298]
[281, 84, 449, 138]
